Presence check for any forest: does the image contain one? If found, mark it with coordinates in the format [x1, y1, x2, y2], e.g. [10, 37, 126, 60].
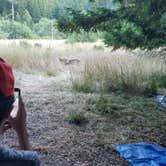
[0, 0, 165, 49]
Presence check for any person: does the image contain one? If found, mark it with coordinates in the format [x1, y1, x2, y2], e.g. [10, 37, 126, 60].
[0, 57, 40, 166]
[0, 95, 31, 150]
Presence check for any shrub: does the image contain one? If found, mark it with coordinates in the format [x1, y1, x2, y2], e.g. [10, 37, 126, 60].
[33, 18, 58, 38]
[0, 30, 9, 39]
[0, 19, 35, 39]
[72, 78, 97, 93]
[65, 112, 88, 125]
[151, 73, 166, 89]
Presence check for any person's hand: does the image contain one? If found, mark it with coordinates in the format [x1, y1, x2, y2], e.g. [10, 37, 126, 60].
[8, 96, 27, 134]
[9, 97, 31, 150]
[1, 96, 31, 150]
[0, 97, 26, 135]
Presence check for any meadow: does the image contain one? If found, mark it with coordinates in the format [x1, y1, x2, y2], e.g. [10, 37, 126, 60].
[0, 40, 166, 165]
[1, 39, 165, 95]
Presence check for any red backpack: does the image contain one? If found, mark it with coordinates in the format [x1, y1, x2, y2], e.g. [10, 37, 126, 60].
[0, 57, 14, 98]
[0, 58, 15, 120]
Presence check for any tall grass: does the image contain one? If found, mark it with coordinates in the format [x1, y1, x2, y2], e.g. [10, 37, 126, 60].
[1, 40, 165, 95]
[0, 40, 104, 76]
[72, 50, 166, 95]
[0, 42, 62, 76]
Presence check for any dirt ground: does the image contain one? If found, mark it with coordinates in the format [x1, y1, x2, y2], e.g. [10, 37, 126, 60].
[0, 68, 132, 166]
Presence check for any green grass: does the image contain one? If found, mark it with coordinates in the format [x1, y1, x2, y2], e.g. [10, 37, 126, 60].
[86, 93, 166, 132]
[65, 111, 88, 125]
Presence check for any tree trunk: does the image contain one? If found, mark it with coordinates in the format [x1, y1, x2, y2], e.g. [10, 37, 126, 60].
[12, 1, 14, 21]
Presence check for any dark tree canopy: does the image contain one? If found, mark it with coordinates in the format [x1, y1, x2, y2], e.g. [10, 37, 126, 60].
[57, 0, 166, 49]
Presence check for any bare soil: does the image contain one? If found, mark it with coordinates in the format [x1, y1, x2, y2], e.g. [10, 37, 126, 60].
[0, 69, 131, 166]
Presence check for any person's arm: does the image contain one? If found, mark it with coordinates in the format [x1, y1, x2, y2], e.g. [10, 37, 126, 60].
[16, 125, 31, 150]
[9, 97, 31, 150]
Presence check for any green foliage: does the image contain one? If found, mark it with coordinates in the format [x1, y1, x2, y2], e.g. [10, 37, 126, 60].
[57, 0, 166, 49]
[106, 0, 166, 49]
[53, 0, 117, 20]
[86, 93, 166, 130]
[151, 73, 166, 89]
[0, 19, 35, 39]
[0, 30, 9, 39]
[104, 19, 143, 49]
[33, 18, 57, 38]
[27, 0, 50, 23]
[20, 10, 32, 26]
[65, 111, 88, 125]
[66, 30, 103, 43]
[72, 79, 97, 93]
[57, 8, 116, 32]
[0, 0, 165, 46]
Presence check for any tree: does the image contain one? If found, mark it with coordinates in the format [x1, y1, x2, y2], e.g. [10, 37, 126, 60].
[33, 18, 56, 38]
[57, 0, 166, 49]
[0, 18, 34, 38]
[7, 0, 18, 21]
[0, 0, 11, 18]
[27, 0, 50, 23]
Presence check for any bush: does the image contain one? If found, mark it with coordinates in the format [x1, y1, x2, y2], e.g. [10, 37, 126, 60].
[0, 30, 9, 39]
[0, 19, 35, 39]
[65, 112, 88, 125]
[151, 73, 166, 89]
[72, 78, 97, 93]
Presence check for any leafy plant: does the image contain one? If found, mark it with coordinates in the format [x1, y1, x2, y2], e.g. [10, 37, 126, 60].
[57, 0, 166, 49]
[65, 112, 88, 125]
[0, 19, 35, 39]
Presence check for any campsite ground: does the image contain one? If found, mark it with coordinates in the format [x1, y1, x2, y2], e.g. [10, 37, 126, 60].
[0, 69, 129, 166]
[0, 40, 165, 166]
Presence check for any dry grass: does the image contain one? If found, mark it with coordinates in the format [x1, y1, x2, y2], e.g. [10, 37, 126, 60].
[1, 40, 165, 94]
[0, 42, 60, 75]
[0, 39, 104, 75]
[72, 49, 166, 94]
